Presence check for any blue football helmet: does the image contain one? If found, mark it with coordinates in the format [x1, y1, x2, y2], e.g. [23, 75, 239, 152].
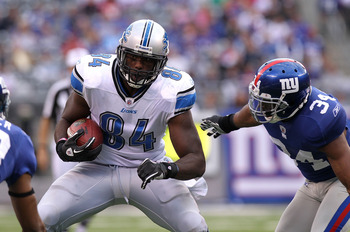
[116, 19, 169, 88]
[248, 58, 311, 123]
[0, 77, 10, 119]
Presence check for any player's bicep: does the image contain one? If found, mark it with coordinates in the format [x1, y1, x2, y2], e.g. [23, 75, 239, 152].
[8, 173, 33, 194]
[320, 130, 348, 160]
[168, 110, 202, 158]
[320, 131, 350, 191]
[55, 92, 90, 141]
[61, 91, 90, 123]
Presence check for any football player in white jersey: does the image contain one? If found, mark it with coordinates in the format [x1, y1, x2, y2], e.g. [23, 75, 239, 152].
[201, 58, 350, 232]
[38, 19, 209, 232]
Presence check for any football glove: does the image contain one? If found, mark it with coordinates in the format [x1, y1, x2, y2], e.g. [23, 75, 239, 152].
[200, 114, 238, 138]
[56, 129, 102, 162]
[137, 158, 178, 189]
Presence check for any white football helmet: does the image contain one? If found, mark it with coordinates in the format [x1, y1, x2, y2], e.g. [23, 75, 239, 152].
[0, 77, 10, 119]
[116, 19, 169, 88]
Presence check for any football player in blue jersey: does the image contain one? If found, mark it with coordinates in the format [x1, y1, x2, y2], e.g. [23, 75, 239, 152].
[0, 77, 46, 231]
[38, 19, 208, 232]
[201, 58, 350, 232]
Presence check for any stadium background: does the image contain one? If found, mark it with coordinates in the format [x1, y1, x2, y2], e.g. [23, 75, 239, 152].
[1, 0, 350, 228]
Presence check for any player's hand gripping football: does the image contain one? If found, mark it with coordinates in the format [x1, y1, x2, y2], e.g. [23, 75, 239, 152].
[137, 158, 178, 189]
[56, 129, 102, 162]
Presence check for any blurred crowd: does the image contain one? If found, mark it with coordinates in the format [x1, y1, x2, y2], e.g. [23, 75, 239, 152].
[1, 0, 350, 136]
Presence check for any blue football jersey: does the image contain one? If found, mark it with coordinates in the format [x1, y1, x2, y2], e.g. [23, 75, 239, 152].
[264, 87, 347, 182]
[0, 119, 37, 186]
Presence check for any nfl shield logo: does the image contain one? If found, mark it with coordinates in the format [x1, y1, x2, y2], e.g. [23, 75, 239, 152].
[126, 98, 133, 105]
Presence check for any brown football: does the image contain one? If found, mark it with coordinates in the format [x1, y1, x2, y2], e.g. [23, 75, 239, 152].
[67, 118, 103, 149]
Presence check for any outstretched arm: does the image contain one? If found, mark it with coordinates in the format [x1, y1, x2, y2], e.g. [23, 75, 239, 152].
[200, 104, 260, 138]
[234, 105, 261, 127]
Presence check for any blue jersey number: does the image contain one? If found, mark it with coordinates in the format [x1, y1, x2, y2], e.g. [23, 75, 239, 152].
[88, 54, 112, 67]
[100, 113, 155, 151]
[162, 67, 182, 81]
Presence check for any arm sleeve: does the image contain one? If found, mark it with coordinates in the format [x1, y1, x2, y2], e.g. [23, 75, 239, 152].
[6, 129, 37, 187]
[167, 71, 196, 122]
[309, 103, 347, 149]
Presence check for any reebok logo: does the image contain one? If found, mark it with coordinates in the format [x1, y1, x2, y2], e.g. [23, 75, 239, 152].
[121, 108, 137, 114]
[333, 104, 340, 117]
[280, 77, 299, 93]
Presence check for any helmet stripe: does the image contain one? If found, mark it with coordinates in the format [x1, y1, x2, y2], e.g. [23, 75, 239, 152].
[141, 20, 154, 47]
[254, 58, 295, 86]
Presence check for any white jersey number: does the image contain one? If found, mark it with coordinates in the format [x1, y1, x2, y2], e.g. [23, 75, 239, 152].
[309, 94, 336, 114]
[270, 137, 330, 171]
[0, 130, 11, 165]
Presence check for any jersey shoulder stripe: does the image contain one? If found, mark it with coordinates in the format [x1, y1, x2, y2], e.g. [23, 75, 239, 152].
[159, 66, 196, 114]
[175, 85, 195, 114]
[71, 66, 84, 95]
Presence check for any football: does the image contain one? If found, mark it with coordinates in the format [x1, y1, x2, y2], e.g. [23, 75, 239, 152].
[67, 118, 103, 150]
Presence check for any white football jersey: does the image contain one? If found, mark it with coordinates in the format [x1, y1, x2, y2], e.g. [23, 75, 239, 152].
[71, 54, 196, 167]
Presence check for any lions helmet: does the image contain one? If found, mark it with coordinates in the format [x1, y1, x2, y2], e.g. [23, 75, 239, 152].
[249, 58, 311, 123]
[0, 77, 10, 119]
[116, 19, 169, 88]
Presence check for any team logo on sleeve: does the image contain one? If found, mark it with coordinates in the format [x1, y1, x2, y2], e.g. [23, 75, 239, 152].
[280, 77, 299, 94]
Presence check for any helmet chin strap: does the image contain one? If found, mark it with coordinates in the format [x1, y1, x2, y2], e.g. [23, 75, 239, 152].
[271, 88, 311, 123]
[124, 73, 143, 89]
[265, 88, 311, 124]
[268, 115, 282, 123]
[287, 87, 311, 119]
[117, 65, 142, 89]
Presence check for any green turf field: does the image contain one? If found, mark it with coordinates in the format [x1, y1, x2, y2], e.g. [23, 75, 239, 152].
[0, 204, 284, 232]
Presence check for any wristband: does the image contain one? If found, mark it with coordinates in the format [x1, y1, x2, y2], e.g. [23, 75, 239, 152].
[8, 188, 35, 198]
[218, 114, 239, 133]
[162, 162, 179, 179]
[57, 138, 68, 143]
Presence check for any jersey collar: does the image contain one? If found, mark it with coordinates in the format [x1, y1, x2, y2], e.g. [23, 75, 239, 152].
[112, 60, 150, 104]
